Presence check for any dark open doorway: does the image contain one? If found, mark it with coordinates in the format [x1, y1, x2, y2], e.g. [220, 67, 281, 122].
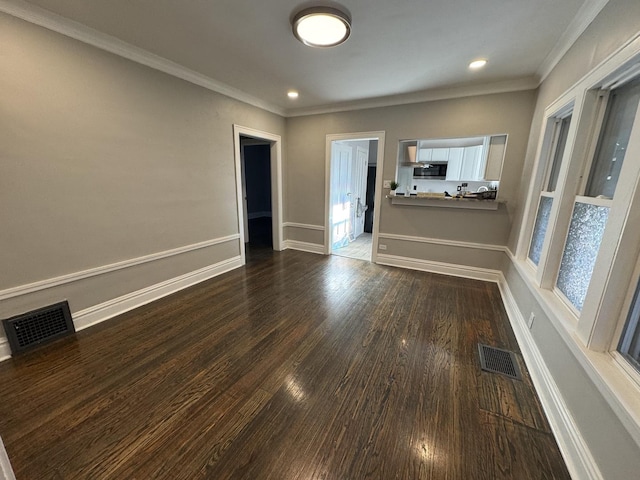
[242, 140, 272, 247]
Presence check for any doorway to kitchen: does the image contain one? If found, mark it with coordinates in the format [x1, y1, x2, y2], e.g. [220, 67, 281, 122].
[325, 132, 385, 262]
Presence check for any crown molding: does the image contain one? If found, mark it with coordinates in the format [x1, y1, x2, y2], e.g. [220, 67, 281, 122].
[0, 0, 609, 119]
[537, 0, 610, 82]
[285, 77, 539, 117]
[0, 0, 286, 117]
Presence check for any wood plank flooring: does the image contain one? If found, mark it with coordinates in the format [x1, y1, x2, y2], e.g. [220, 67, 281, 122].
[0, 248, 571, 479]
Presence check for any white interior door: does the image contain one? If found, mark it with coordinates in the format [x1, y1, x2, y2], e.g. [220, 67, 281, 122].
[331, 142, 353, 250]
[353, 147, 368, 238]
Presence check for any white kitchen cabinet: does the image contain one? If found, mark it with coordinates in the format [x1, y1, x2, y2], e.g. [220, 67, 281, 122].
[446, 145, 483, 181]
[431, 148, 449, 162]
[417, 148, 432, 162]
[397, 135, 507, 183]
[463, 145, 484, 180]
[445, 147, 463, 180]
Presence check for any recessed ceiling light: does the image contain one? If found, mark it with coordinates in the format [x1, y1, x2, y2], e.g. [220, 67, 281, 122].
[292, 6, 351, 48]
[288, 90, 299, 99]
[469, 59, 488, 70]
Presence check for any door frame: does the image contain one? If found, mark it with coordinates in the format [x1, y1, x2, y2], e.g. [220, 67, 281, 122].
[325, 131, 386, 261]
[233, 125, 284, 262]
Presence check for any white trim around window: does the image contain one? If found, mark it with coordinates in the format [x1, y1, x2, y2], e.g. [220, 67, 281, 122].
[516, 28, 640, 447]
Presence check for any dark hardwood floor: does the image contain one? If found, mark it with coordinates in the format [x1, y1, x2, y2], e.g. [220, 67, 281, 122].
[0, 248, 571, 479]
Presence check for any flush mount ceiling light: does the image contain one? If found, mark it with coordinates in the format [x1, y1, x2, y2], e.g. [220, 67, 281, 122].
[469, 59, 488, 69]
[292, 6, 351, 47]
[288, 90, 299, 99]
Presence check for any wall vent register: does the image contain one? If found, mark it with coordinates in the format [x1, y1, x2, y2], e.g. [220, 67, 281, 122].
[2, 301, 75, 355]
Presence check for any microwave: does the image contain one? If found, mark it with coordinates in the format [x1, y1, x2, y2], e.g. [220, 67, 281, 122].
[413, 163, 447, 179]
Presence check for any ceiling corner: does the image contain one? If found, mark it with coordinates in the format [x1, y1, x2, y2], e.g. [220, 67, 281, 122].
[537, 0, 610, 82]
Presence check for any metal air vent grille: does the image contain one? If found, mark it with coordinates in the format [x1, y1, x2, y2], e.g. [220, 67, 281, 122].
[2, 301, 75, 354]
[478, 343, 522, 380]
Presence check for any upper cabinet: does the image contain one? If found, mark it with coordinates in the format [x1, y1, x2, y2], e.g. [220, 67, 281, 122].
[399, 134, 507, 182]
[456, 145, 484, 181]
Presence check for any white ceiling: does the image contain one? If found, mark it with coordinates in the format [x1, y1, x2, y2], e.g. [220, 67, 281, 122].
[8, 0, 607, 116]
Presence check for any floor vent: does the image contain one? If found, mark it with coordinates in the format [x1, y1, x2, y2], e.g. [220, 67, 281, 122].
[478, 343, 522, 380]
[2, 301, 75, 355]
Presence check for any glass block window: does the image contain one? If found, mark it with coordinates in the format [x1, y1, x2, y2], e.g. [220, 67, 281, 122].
[618, 278, 640, 372]
[528, 196, 554, 265]
[556, 202, 610, 311]
[585, 77, 640, 199]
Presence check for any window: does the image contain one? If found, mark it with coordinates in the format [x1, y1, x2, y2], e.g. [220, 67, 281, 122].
[555, 200, 609, 311]
[554, 79, 640, 312]
[585, 78, 640, 199]
[528, 113, 572, 267]
[618, 278, 640, 372]
[517, 42, 640, 434]
[548, 115, 572, 193]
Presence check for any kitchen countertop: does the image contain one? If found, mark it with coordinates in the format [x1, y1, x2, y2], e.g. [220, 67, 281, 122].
[387, 193, 504, 210]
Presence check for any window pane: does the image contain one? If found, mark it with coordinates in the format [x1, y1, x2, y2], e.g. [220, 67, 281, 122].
[618, 278, 640, 371]
[528, 196, 553, 265]
[547, 115, 572, 192]
[556, 202, 610, 311]
[585, 78, 640, 198]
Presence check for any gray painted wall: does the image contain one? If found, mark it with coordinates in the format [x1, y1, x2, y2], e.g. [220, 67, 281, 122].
[285, 90, 536, 264]
[0, 13, 285, 324]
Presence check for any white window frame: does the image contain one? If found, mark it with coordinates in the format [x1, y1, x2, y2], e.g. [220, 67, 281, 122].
[576, 73, 640, 349]
[611, 261, 640, 390]
[525, 105, 574, 273]
[516, 38, 640, 447]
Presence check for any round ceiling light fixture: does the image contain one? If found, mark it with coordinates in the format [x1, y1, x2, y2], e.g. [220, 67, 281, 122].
[469, 59, 488, 70]
[292, 6, 351, 47]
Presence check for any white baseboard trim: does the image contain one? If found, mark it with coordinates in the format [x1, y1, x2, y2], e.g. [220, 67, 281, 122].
[377, 232, 508, 253]
[0, 435, 16, 480]
[0, 234, 240, 301]
[0, 342, 10, 364]
[283, 222, 325, 231]
[282, 240, 325, 255]
[498, 275, 603, 480]
[73, 255, 243, 332]
[376, 253, 502, 282]
[0, 256, 244, 363]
